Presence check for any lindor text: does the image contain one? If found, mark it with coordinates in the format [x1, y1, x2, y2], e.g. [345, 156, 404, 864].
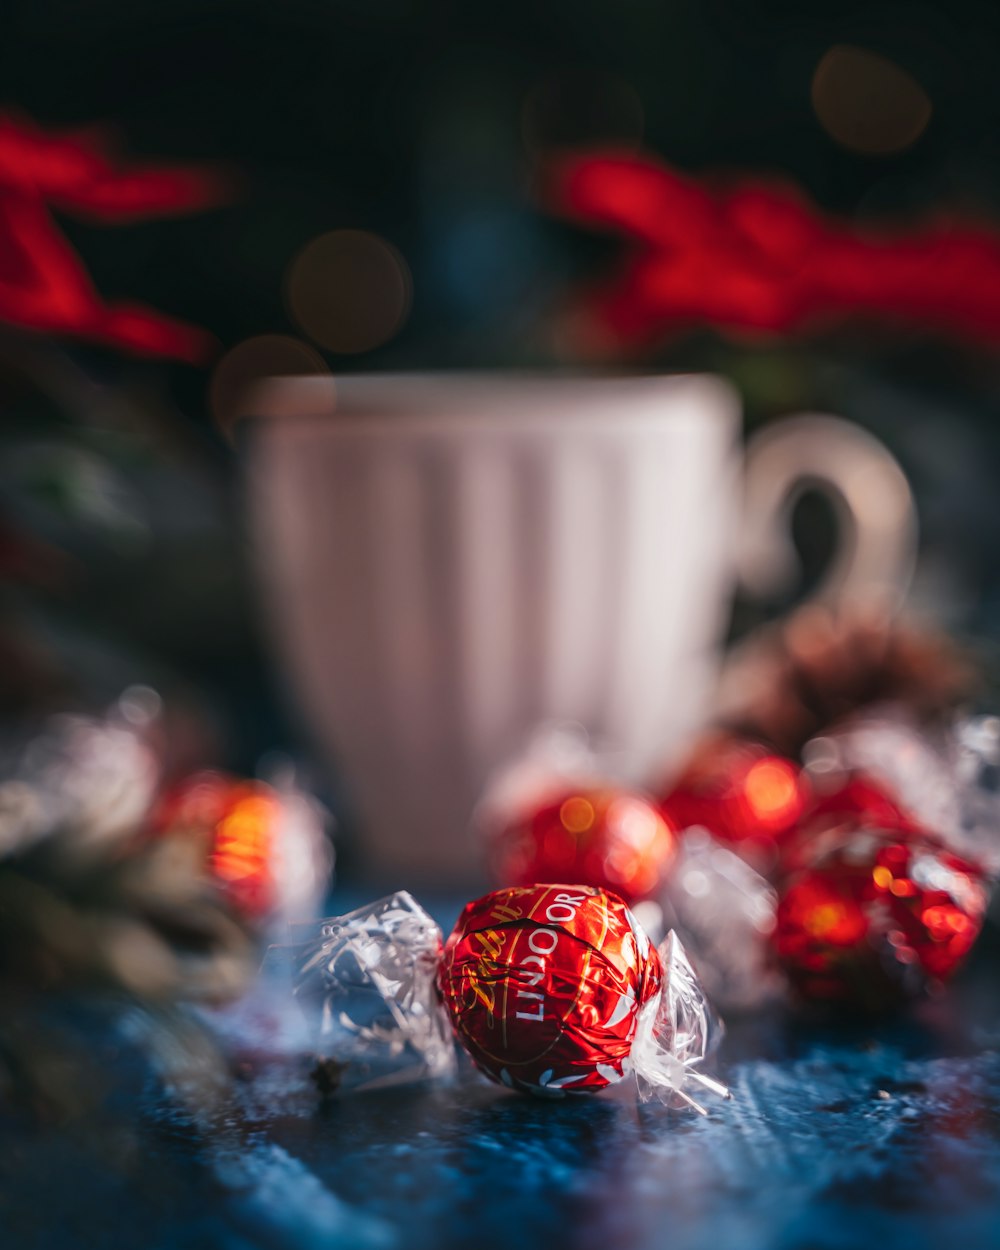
[514, 892, 588, 1021]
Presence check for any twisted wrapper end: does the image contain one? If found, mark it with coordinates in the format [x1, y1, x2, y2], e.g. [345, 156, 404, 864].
[632, 930, 731, 1115]
[264, 892, 457, 1092]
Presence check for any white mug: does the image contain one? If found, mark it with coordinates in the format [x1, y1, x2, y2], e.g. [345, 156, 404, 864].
[245, 373, 915, 885]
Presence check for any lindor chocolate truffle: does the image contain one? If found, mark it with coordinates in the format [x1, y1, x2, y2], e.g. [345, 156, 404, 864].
[275, 885, 729, 1109]
[438, 883, 662, 1094]
[773, 777, 989, 1009]
[151, 768, 332, 926]
[486, 788, 676, 905]
[477, 725, 676, 904]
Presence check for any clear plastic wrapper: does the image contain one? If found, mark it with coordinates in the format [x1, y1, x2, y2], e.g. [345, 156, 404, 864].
[950, 714, 1000, 877]
[804, 704, 1000, 877]
[804, 705, 956, 833]
[661, 829, 782, 1012]
[633, 931, 731, 1114]
[269, 891, 457, 1092]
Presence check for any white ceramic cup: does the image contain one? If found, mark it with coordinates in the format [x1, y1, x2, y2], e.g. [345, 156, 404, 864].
[245, 373, 915, 884]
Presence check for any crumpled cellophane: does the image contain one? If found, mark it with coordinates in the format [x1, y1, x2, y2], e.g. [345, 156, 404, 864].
[631, 931, 730, 1114]
[268, 891, 457, 1092]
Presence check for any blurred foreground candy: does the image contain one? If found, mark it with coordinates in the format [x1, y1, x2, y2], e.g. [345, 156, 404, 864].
[0, 702, 255, 1030]
[274, 892, 457, 1093]
[485, 786, 676, 904]
[774, 782, 989, 1010]
[661, 733, 806, 856]
[151, 770, 331, 926]
[439, 884, 729, 1108]
[662, 830, 782, 1012]
[0, 709, 158, 859]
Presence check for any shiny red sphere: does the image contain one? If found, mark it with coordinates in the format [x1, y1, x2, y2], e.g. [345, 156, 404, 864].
[773, 780, 987, 1009]
[438, 884, 661, 1095]
[661, 738, 806, 848]
[150, 770, 280, 919]
[486, 786, 676, 904]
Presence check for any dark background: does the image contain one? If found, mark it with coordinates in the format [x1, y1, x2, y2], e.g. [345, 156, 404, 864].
[5, 0, 1000, 367]
[3, 0, 1000, 795]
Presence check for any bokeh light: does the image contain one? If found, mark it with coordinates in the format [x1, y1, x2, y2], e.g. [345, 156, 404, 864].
[784, 874, 868, 946]
[743, 758, 802, 832]
[208, 333, 332, 439]
[560, 794, 595, 833]
[811, 45, 932, 156]
[284, 229, 412, 354]
[211, 789, 278, 915]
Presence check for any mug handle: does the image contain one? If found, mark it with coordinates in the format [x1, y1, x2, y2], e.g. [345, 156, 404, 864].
[738, 414, 918, 611]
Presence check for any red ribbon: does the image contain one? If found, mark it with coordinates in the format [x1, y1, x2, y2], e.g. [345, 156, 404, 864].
[548, 151, 1000, 349]
[0, 114, 229, 361]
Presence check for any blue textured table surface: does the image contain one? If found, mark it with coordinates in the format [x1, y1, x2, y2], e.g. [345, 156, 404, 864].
[4, 903, 1000, 1250]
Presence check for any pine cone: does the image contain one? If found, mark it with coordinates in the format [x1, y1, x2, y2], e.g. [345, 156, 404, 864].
[713, 603, 975, 759]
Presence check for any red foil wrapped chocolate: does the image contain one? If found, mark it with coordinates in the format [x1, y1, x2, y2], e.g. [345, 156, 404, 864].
[151, 770, 283, 919]
[438, 884, 661, 1094]
[487, 787, 676, 904]
[661, 736, 806, 850]
[774, 777, 988, 1009]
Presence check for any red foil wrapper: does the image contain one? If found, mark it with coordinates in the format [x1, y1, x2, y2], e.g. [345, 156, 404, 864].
[487, 787, 676, 904]
[774, 778, 988, 1009]
[661, 736, 806, 850]
[151, 770, 282, 918]
[438, 884, 661, 1094]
